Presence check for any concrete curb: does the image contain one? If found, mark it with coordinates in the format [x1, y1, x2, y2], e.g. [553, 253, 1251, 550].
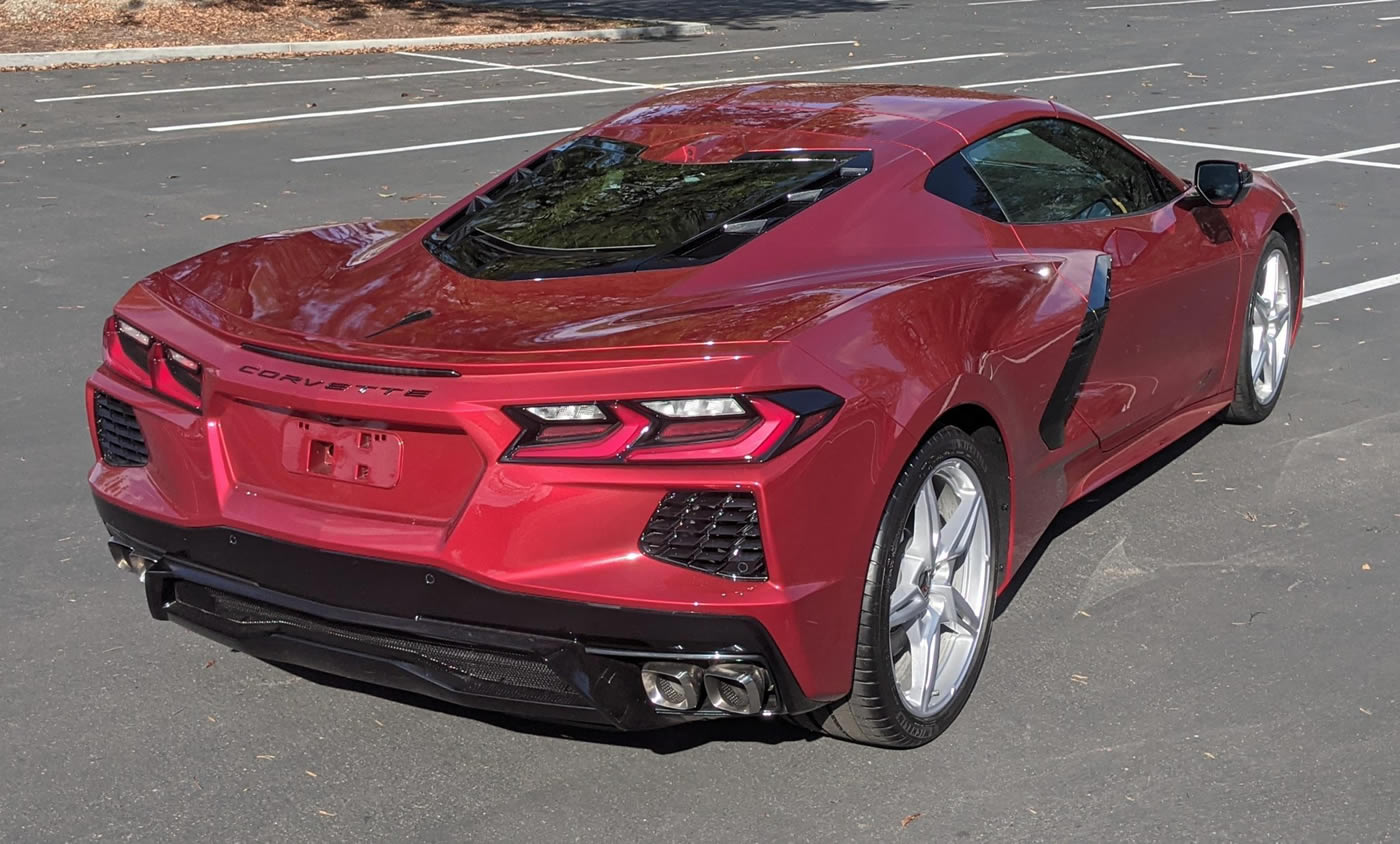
[0, 20, 710, 70]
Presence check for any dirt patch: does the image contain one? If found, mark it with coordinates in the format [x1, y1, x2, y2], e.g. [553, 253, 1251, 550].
[0, 0, 631, 54]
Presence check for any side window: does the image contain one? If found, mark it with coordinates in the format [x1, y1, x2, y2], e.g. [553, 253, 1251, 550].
[961, 119, 1176, 224]
[924, 153, 1007, 223]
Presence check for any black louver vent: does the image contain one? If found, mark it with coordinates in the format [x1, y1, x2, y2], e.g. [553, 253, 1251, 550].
[93, 392, 149, 467]
[669, 150, 873, 263]
[640, 491, 766, 580]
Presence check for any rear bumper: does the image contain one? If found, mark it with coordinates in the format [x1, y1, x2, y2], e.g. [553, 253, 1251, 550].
[99, 498, 821, 729]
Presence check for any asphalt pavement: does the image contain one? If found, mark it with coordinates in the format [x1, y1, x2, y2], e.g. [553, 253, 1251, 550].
[2, 0, 1398, 841]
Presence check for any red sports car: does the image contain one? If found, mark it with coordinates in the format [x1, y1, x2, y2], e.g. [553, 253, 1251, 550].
[88, 84, 1302, 748]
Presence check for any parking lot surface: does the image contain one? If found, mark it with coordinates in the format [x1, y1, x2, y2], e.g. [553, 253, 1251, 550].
[2, 1, 1398, 840]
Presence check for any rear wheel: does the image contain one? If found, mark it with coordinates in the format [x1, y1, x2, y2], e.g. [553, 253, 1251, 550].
[794, 426, 1007, 748]
[1225, 232, 1298, 423]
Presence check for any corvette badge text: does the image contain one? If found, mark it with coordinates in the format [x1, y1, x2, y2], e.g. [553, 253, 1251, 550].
[237, 365, 433, 398]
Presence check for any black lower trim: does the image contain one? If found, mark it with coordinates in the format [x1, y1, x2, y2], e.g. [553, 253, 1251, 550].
[1039, 254, 1113, 450]
[95, 498, 822, 727]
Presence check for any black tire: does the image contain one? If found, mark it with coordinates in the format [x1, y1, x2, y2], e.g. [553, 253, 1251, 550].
[1224, 231, 1299, 424]
[795, 425, 1009, 748]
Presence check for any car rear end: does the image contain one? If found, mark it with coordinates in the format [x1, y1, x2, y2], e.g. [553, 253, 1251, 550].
[87, 279, 894, 730]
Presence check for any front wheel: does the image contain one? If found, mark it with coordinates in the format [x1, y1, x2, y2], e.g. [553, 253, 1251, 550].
[793, 425, 1007, 748]
[1225, 231, 1298, 423]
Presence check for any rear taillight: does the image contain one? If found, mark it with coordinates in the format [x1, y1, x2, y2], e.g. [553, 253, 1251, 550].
[102, 316, 204, 411]
[504, 388, 841, 464]
[103, 317, 153, 388]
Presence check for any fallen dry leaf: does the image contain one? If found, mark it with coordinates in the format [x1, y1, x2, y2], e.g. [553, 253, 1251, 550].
[1361, 563, 1372, 571]
[203, 659, 216, 669]
[305, 770, 318, 778]
[399, 193, 427, 202]
[200, 214, 224, 221]
[900, 813, 922, 829]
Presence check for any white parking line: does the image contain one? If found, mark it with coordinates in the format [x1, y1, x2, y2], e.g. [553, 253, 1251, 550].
[1305, 273, 1400, 307]
[1230, 0, 1399, 12]
[627, 40, 856, 61]
[1096, 79, 1400, 119]
[148, 84, 649, 132]
[37, 40, 853, 103]
[968, 0, 1041, 5]
[1257, 141, 1400, 171]
[147, 51, 1005, 132]
[34, 65, 560, 103]
[396, 51, 674, 90]
[1085, 0, 1217, 10]
[967, 63, 1181, 88]
[665, 53, 1006, 87]
[1123, 134, 1400, 171]
[1122, 134, 1314, 159]
[291, 126, 583, 163]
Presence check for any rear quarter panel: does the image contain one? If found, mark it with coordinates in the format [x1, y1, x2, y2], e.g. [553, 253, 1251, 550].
[787, 247, 1114, 580]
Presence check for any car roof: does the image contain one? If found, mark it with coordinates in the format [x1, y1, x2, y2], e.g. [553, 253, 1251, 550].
[587, 82, 1054, 161]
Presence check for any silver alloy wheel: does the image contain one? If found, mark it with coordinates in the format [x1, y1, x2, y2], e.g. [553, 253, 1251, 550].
[1249, 249, 1293, 404]
[888, 457, 994, 718]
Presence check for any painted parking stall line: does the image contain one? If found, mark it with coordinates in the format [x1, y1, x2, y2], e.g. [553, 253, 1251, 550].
[1123, 134, 1400, 171]
[147, 52, 1008, 132]
[1096, 79, 1400, 119]
[1257, 141, 1400, 171]
[967, 63, 1182, 88]
[290, 127, 584, 163]
[1085, 1, 1217, 10]
[1230, 0, 1400, 12]
[147, 84, 650, 132]
[395, 51, 675, 90]
[32, 62, 605, 103]
[1304, 274, 1400, 307]
[662, 52, 1007, 88]
[37, 41, 855, 103]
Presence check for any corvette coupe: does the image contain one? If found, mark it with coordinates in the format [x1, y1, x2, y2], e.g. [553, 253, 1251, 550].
[88, 83, 1302, 748]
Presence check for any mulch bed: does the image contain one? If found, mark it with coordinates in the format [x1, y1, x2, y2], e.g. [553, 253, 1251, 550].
[0, 0, 629, 53]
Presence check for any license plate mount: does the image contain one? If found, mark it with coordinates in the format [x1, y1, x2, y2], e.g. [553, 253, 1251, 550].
[281, 419, 403, 489]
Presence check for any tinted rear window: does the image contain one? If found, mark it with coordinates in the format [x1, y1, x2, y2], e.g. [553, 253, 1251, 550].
[425, 137, 866, 280]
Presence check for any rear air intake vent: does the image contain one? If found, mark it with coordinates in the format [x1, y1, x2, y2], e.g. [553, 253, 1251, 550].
[640, 491, 766, 580]
[240, 344, 461, 378]
[93, 392, 149, 467]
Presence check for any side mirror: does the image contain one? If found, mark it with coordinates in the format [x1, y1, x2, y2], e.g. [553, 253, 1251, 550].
[1193, 160, 1253, 207]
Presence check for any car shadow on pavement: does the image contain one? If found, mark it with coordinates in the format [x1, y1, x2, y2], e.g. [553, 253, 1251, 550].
[273, 662, 820, 753]
[993, 416, 1223, 617]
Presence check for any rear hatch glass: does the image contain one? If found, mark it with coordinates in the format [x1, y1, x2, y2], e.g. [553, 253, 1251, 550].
[425, 137, 869, 280]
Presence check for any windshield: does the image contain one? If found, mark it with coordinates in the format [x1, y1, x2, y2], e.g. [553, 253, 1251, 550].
[425, 137, 861, 280]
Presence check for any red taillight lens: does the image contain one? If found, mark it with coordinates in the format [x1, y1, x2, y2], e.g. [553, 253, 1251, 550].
[503, 389, 841, 464]
[151, 343, 203, 411]
[102, 316, 154, 388]
[101, 315, 204, 411]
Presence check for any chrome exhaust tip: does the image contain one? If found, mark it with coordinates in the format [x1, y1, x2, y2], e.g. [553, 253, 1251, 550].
[641, 662, 704, 710]
[108, 541, 153, 576]
[704, 663, 770, 715]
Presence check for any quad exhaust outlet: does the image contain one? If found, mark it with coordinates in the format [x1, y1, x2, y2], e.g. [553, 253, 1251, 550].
[640, 661, 771, 715]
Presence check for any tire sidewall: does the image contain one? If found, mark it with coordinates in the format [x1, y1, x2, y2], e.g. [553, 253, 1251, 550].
[860, 426, 1009, 743]
[1231, 232, 1299, 420]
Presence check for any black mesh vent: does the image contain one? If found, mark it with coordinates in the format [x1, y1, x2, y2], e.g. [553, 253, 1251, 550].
[640, 491, 766, 580]
[174, 583, 586, 707]
[93, 392, 149, 467]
